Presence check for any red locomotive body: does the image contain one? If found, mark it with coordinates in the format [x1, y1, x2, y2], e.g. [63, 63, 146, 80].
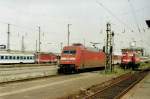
[58, 44, 105, 73]
[121, 51, 141, 69]
[36, 52, 57, 64]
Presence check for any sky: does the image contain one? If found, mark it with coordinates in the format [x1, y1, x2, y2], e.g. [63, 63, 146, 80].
[0, 0, 150, 54]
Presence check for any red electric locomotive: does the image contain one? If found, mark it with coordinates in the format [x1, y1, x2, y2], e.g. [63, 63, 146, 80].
[58, 43, 105, 73]
[35, 52, 57, 64]
[121, 49, 141, 69]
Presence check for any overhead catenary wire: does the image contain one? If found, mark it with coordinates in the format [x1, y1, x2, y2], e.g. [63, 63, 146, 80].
[128, 0, 141, 33]
[127, 0, 148, 49]
[95, 0, 134, 32]
[0, 20, 45, 52]
[0, 20, 36, 32]
[95, 0, 150, 49]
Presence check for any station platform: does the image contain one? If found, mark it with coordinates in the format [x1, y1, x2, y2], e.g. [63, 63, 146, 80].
[122, 72, 150, 99]
[0, 66, 58, 83]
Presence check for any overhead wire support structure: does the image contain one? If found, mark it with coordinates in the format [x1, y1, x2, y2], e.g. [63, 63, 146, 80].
[38, 26, 41, 52]
[105, 22, 114, 72]
[67, 24, 71, 46]
[7, 24, 10, 51]
[38, 26, 41, 64]
[21, 35, 25, 52]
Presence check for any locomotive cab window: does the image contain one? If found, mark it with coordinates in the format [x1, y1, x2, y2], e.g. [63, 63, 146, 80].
[70, 50, 76, 54]
[63, 50, 70, 54]
[63, 50, 76, 54]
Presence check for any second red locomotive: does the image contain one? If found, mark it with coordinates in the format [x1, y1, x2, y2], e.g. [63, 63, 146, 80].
[58, 43, 106, 73]
[35, 52, 57, 64]
[120, 48, 141, 69]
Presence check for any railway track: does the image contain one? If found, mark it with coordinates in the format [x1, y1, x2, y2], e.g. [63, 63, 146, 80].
[62, 68, 150, 99]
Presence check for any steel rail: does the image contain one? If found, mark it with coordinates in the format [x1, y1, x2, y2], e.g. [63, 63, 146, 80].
[114, 70, 148, 99]
[85, 69, 149, 99]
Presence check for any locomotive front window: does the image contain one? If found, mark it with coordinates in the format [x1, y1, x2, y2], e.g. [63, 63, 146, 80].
[63, 50, 70, 54]
[70, 50, 76, 54]
[63, 50, 76, 54]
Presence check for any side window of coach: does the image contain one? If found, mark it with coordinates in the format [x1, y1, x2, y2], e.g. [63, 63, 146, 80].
[0, 56, 4, 59]
[13, 56, 16, 60]
[5, 56, 8, 59]
[27, 56, 30, 60]
[17, 56, 19, 60]
[9, 56, 12, 60]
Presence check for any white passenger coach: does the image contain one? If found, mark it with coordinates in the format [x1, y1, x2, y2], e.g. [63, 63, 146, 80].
[0, 51, 35, 64]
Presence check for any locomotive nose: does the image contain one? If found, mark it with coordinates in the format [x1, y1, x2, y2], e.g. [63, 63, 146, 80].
[61, 57, 76, 61]
[60, 56, 76, 64]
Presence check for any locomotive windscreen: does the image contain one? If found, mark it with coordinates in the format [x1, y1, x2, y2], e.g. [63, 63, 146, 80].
[63, 50, 76, 54]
